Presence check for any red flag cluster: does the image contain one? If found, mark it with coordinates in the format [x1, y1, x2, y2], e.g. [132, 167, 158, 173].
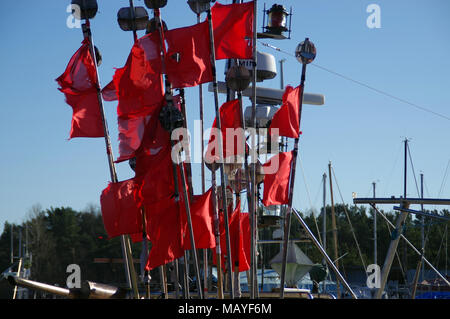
[59, 2, 256, 271]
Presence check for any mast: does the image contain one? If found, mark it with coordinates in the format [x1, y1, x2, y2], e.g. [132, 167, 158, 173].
[328, 161, 340, 299]
[373, 181, 377, 266]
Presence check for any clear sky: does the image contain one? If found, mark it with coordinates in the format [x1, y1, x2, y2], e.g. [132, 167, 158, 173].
[0, 0, 449, 234]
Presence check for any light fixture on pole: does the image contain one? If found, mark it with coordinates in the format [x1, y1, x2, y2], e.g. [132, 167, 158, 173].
[295, 39, 316, 64]
[187, 0, 213, 15]
[258, 3, 292, 39]
[117, 6, 149, 32]
[144, 0, 168, 9]
[279, 37, 315, 299]
[71, 0, 98, 20]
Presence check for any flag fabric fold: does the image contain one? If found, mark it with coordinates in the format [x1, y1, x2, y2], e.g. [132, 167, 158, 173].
[212, 202, 251, 273]
[100, 178, 143, 239]
[164, 21, 213, 89]
[56, 39, 104, 139]
[262, 151, 294, 206]
[205, 99, 245, 165]
[269, 85, 303, 139]
[211, 1, 254, 60]
[183, 188, 216, 250]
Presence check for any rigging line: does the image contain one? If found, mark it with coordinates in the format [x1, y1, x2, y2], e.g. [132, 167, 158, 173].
[298, 153, 323, 247]
[330, 166, 368, 273]
[383, 141, 403, 196]
[438, 159, 450, 198]
[258, 40, 450, 122]
[407, 143, 421, 198]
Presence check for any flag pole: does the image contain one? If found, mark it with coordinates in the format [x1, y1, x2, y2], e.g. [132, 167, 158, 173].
[153, 7, 204, 299]
[79, 16, 140, 300]
[279, 38, 315, 298]
[211, 166, 224, 299]
[206, 5, 234, 299]
[249, 0, 258, 299]
[186, 2, 209, 295]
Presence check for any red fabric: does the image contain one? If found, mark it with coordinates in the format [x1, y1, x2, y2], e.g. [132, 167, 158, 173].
[100, 178, 143, 239]
[269, 85, 302, 139]
[183, 188, 216, 250]
[101, 80, 117, 101]
[56, 39, 104, 138]
[113, 32, 164, 118]
[144, 197, 186, 270]
[262, 151, 293, 206]
[164, 21, 213, 89]
[205, 99, 245, 164]
[212, 202, 250, 272]
[211, 1, 254, 60]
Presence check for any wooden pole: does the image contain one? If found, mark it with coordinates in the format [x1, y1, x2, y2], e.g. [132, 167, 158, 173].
[328, 161, 340, 299]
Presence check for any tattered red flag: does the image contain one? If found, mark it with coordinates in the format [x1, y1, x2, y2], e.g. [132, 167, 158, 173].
[113, 31, 164, 118]
[164, 21, 213, 89]
[212, 202, 251, 273]
[262, 151, 294, 206]
[211, 1, 254, 60]
[100, 178, 143, 239]
[144, 197, 186, 270]
[205, 99, 245, 165]
[56, 39, 104, 138]
[269, 85, 302, 139]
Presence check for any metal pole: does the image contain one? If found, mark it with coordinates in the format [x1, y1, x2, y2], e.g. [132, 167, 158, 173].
[10, 224, 13, 264]
[195, 10, 209, 297]
[128, 0, 138, 42]
[211, 168, 224, 299]
[373, 182, 377, 266]
[206, 6, 234, 299]
[322, 173, 327, 252]
[81, 20, 139, 299]
[376, 139, 409, 299]
[279, 58, 307, 299]
[292, 208, 357, 299]
[328, 161, 340, 299]
[371, 203, 450, 287]
[420, 173, 425, 281]
[249, 0, 258, 299]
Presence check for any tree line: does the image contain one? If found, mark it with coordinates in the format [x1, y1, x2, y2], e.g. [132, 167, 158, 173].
[0, 203, 448, 298]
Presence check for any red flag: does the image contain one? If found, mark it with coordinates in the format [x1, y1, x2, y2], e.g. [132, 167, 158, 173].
[262, 151, 293, 206]
[213, 202, 250, 272]
[100, 178, 143, 239]
[56, 39, 104, 138]
[144, 198, 186, 270]
[211, 1, 254, 60]
[113, 32, 164, 118]
[269, 85, 302, 139]
[164, 21, 213, 89]
[205, 99, 245, 165]
[183, 188, 216, 250]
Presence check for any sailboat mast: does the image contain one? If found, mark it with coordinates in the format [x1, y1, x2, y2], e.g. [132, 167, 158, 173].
[328, 161, 340, 298]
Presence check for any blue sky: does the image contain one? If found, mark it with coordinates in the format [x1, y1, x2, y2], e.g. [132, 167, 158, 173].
[0, 0, 449, 233]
